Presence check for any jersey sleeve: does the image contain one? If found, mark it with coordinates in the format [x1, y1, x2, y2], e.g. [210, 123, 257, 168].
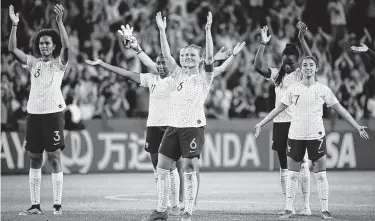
[26, 55, 37, 72]
[139, 73, 152, 87]
[266, 68, 279, 83]
[323, 86, 339, 107]
[281, 86, 294, 106]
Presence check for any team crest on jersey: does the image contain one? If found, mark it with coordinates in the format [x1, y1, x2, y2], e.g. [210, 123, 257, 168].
[34, 68, 41, 78]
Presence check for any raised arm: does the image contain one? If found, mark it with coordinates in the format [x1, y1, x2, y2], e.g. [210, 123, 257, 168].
[8, 5, 27, 65]
[254, 102, 289, 138]
[156, 12, 178, 72]
[297, 21, 312, 57]
[214, 41, 246, 77]
[254, 26, 272, 78]
[330, 103, 369, 139]
[351, 43, 375, 61]
[85, 59, 140, 83]
[54, 4, 69, 64]
[205, 11, 214, 65]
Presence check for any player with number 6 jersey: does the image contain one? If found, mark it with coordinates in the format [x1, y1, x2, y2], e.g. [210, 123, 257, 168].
[254, 56, 369, 219]
[8, 4, 69, 216]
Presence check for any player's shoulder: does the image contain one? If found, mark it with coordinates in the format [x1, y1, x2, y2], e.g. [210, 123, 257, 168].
[316, 82, 331, 90]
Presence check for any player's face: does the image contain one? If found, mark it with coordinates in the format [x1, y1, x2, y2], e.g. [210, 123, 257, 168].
[281, 55, 297, 74]
[301, 58, 318, 78]
[156, 56, 169, 78]
[179, 48, 186, 67]
[185, 47, 201, 69]
[39, 36, 56, 57]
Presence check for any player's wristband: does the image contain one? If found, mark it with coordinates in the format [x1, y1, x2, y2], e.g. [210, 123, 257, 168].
[205, 63, 214, 72]
[12, 24, 18, 26]
[133, 44, 143, 54]
[260, 42, 267, 46]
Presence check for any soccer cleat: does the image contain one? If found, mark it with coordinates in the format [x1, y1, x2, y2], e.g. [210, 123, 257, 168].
[278, 207, 295, 215]
[141, 210, 168, 221]
[53, 204, 62, 215]
[321, 211, 333, 219]
[181, 212, 192, 221]
[278, 210, 294, 219]
[18, 204, 42, 215]
[169, 206, 182, 216]
[300, 207, 312, 216]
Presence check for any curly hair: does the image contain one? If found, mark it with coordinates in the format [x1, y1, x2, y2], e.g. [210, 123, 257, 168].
[32, 29, 62, 58]
[275, 42, 300, 87]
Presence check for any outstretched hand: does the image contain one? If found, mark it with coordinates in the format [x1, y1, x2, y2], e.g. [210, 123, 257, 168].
[351, 43, 369, 53]
[205, 11, 212, 30]
[260, 26, 271, 44]
[9, 5, 19, 25]
[85, 59, 103, 66]
[54, 4, 65, 22]
[357, 126, 369, 139]
[118, 24, 135, 48]
[214, 47, 232, 61]
[156, 12, 166, 30]
[297, 21, 308, 39]
[233, 41, 246, 56]
[254, 123, 262, 139]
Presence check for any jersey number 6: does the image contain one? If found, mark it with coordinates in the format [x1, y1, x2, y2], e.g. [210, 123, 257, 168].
[177, 82, 183, 91]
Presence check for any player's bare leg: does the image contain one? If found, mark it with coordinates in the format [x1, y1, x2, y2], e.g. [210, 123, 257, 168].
[47, 149, 63, 215]
[299, 151, 311, 216]
[313, 156, 333, 219]
[19, 152, 43, 216]
[181, 157, 199, 221]
[142, 153, 174, 221]
[279, 157, 302, 219]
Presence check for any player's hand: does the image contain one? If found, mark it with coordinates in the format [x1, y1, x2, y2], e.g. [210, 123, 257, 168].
[233, 41, 246, 56]
[254, 123, 262, 139]
[9, 5, 19, 25]
[205, 11, 212, 30]
[357, 126, 369, 139]
[54, 4, 65, 23]
[351, 43, 369, 53]
[214, 47, 232, 61]
[118, 24, 134, 48]
[85, 59, 103, 66]
[297, 21, 308, 40]
[260, 26, 271, 44]
[156, 12, 166, 31]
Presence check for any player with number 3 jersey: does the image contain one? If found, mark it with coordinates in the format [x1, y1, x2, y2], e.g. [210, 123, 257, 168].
[8, 4, 69, 216]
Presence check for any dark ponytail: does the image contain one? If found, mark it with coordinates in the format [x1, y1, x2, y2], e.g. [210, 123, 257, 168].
[275, 42, 300, 87]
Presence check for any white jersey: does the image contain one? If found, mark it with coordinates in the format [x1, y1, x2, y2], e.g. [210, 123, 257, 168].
[140, 73, 175, 127]
[268, 68, 302, 122]
[281, 81, 339, 140]
[26, 55, 68, 114]
[168, 67, 214, 128]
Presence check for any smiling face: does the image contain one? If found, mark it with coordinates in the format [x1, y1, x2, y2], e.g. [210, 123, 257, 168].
[301, 57, 318, 78]
[39, 36, 56, 57]
[184, 47, 201, 69]
[156, 55, 169, 78]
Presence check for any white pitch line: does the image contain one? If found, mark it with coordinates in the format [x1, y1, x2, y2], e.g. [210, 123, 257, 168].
[104, 194, 375, 207]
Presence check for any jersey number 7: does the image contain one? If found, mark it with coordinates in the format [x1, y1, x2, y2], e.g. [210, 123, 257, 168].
[294, 95, 300, 105]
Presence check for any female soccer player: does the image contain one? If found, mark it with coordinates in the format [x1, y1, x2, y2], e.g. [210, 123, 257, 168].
[8, 4, 69, 215]
[253, 22, 313, 215]
[254, 56, 369, 219]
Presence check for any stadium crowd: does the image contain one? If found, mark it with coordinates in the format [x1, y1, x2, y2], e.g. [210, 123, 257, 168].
[1, 0, 375, 131]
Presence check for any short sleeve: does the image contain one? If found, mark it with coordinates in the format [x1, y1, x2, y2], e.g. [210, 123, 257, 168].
[323, 86, 339, 107]
[139, 73, 152, 87]
[26, 55, 37, 72]
[267, 68, 279, 83]
[281, 86, 294, 106]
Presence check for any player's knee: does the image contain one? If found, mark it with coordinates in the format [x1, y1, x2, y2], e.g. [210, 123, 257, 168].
[28, 152, 43, 169]
[182, 157, 199, 172]
[47, 151, 62, 172]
